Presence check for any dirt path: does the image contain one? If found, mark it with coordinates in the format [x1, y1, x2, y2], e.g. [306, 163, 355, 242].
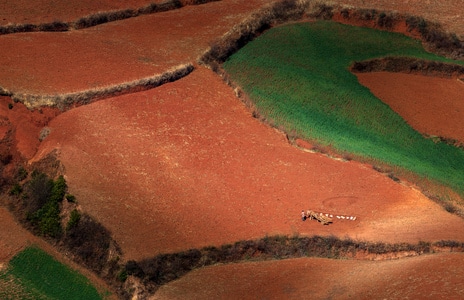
[33, 66, 464, 261]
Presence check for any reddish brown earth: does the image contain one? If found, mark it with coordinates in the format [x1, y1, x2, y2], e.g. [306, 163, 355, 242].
[153, 253, 464, 299]
[0, 0, 186, 25]
[33, 66, 464, 261]
[1, 0, 464, 299]
[357, 72, 464, 144]
[0, 0, 268, 96]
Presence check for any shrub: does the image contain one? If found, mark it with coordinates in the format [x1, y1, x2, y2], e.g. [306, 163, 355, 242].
[24, 172, 53, 215]
[9, 183, 22, 196]
[65, 194, 76, 203]
[50, 175, 67, 203]
[309, 3, 334, 20]
[15, 166, 28, 181]
[34, 201, 62, 237]
[66, 209, 81, 231]
[63, 213, 113, 274]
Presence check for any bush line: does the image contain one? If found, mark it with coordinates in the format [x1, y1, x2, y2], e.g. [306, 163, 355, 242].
[9, 63, 193, 109]
[200, 1, 463, 69]
[0, 0, 219, 35]
[351, 57, 464, 78]
[125, 234, 464, 291]
[199, 0, 311, 67]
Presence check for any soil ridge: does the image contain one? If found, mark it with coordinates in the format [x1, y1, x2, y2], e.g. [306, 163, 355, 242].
[0, 0, 220, 36]
[351, 57, 464, 78]
[1, 63, 194, 109]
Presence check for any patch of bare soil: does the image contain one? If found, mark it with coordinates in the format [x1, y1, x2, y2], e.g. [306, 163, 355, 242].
[33, 66, 464, 261]
[152, 253, 464, 299]
[0, 0, 167, 25]
[331, 0, 464, 37]
[0, 206, 31, 262]
[356, 72, 464, 145]
[0, 96, 60, 161]
[0, 0, 268, 97]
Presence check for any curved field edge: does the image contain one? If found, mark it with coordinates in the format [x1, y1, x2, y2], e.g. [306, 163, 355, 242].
[0, 0, 219, 35]
[221, 21, 464, 202]
[0, 64, 193, 109]
[123, 234, 464, 293]
[0, 246, 106, 300]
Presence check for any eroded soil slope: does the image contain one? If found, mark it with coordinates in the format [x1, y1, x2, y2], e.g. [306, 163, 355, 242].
[33, 66, 464, 260]
[153, 253, 464, 299]
[357, 72, 464, 144]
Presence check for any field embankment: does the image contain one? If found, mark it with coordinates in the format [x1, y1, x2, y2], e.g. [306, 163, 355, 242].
[330, 0, 464, 39]
[0, 0, 220, 30]
[0, 0, 269, 102]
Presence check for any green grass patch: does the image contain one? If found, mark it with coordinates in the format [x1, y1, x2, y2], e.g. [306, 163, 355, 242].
[0, 246, 103, 300]
[223, 21, 464, 196]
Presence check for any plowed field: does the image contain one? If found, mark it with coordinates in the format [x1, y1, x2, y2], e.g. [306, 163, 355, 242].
[153, 253, 464, 299]
[34, 66, 464, 261]
[1, 0, 463, 299]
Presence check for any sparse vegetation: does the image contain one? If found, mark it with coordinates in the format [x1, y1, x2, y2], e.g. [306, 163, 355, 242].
[127, 234, 461, 290]
[0, 0, 220, 36]
[7, 170, 121, 280]
[14, 63, 194, 109]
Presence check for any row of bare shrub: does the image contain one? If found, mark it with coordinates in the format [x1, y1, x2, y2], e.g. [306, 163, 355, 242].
[8, 63, 193, 109]
[123, 234, 464, 293]
[200, 1, 464, 70]
[0, 0, 218, 35]
[351, 57, 464, 78]
[199, 0, 311, 67]
[318, 4, 464, 60]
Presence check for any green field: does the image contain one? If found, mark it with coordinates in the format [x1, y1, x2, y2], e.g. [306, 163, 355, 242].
[0, 246, 104, 300]
[223, 21, 464, 196]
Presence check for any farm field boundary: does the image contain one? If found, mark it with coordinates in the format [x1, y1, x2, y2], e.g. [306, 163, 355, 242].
[0, 64, 193, 109]
[123, 235, 464, 293]
[0, 0, 220, 35]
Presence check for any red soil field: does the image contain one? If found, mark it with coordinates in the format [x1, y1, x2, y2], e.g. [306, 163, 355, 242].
[1, 0, 464, 298]
[0, 206, 32, 262]
[0, 0, 181, 25]
[33, 66, 464, 261]
[357, 72, 464, 144]
[153, 253, 464, 299]
[0, 0, 268, 97]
